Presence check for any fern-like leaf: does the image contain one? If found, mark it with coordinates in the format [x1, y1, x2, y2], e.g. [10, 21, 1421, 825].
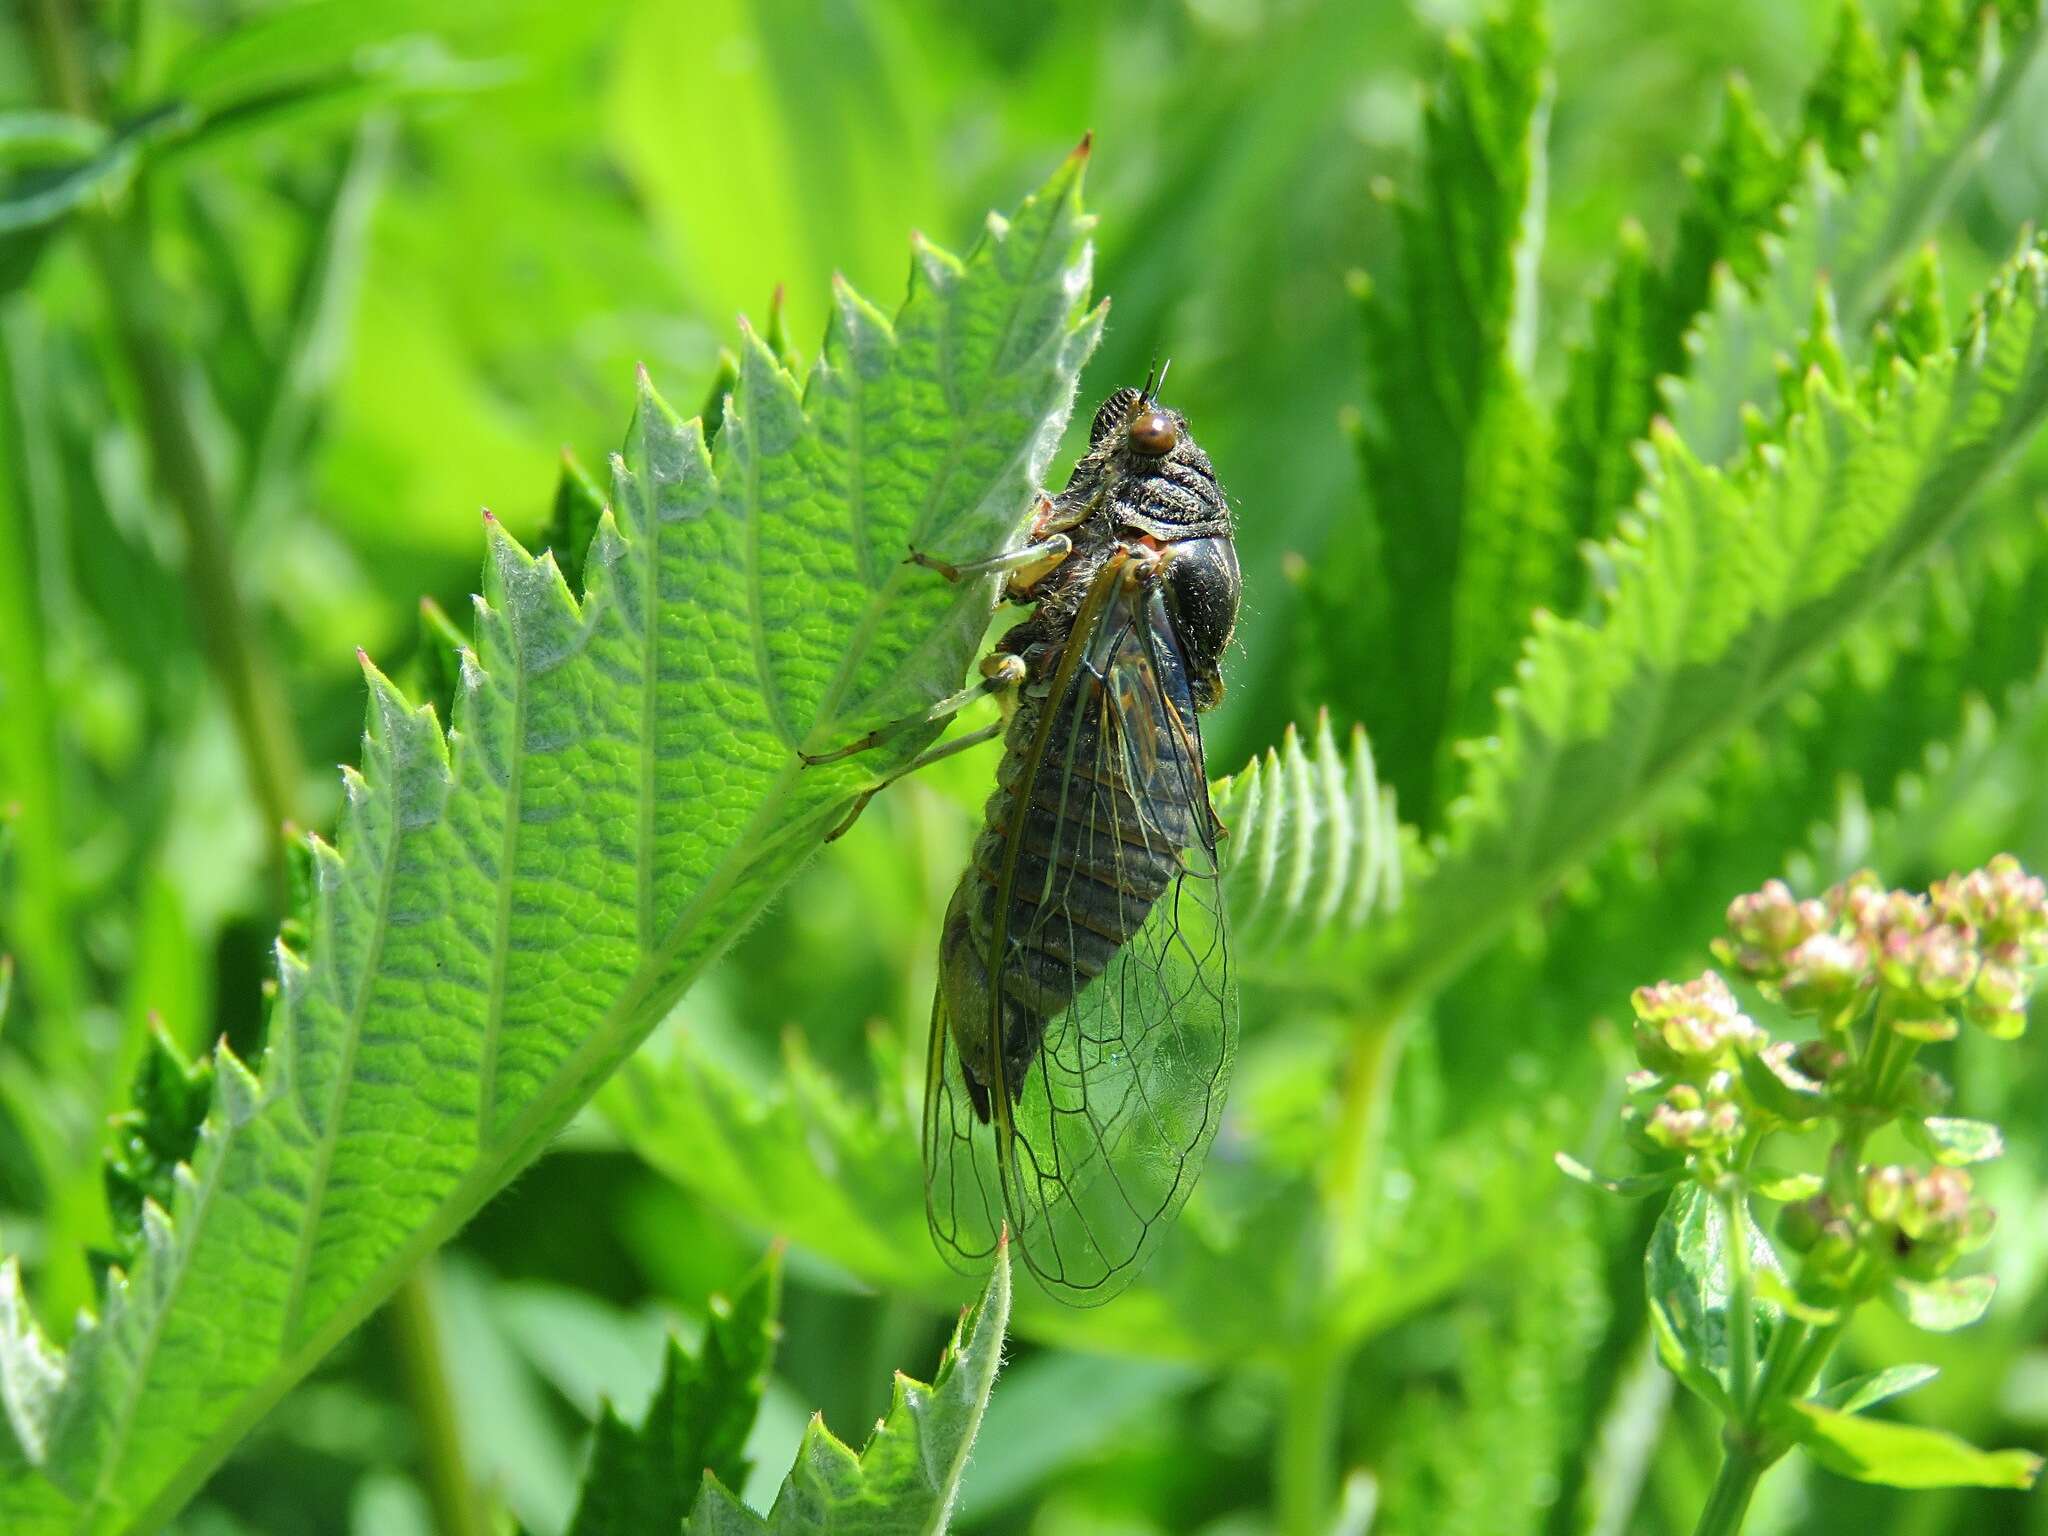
[1212, 712, 1404, 986]
[686, 1242, 1010, 1535]
[0, 153, 1101, 1535]
[1367, 241, 2048, 1011]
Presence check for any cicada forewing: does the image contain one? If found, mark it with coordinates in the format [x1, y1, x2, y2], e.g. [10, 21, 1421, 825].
[923, 566, 1238, 1303]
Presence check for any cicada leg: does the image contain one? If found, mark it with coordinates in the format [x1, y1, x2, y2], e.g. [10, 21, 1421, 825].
[906, 532, 1071, 600]
[821, 716, 1006, 843]
[799, 652, 1027, 767]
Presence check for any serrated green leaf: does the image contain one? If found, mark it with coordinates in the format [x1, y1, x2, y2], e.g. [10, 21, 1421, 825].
[689, 1242, 1010, 1535]
[1556, 6, 2040, 558]
[99, 1027, 214, 1278]
[1906, 1115, 2004, 1164]
[1302, 0, 1562, 826]
[1779, 1398, 2041, 1488]
[1815, 1362, 1940, 1414]
[0, 155, 1099, 1535]
[560, 1251, 781, 1536]
[1365, 243, 2048, 1010]
[1645, 1183, 1781, 1412]
[1671, 7, 2046, 468]
[1887, 1272, 1996, 1330]
[539, 448, 607, 598]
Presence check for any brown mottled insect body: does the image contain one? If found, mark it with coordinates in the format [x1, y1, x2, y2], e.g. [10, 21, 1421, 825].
[921, 379, 1242, 1300]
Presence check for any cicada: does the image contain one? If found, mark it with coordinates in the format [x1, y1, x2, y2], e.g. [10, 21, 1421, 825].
[807, 375, 1238, 1302]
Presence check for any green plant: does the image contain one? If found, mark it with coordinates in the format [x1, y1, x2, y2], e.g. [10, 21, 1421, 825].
[1564, 858, 2048, 1531]
[5, 1, 2048, 1533]
[0, 131, 1096, 1531]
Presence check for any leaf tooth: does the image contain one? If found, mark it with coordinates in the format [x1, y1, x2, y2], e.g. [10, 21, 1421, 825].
[906, 228, 961, 300]
[1278, 721, 1317, 940]
[1249, 745, 1287, 935]
[1310, 709, 1354, 934]
[0, 1257, 65, 1467]
[139, 1198, 176, 1273]
[825, 270, 896, 377]
[731, 320, 807, 459]
[211, 1039, 263, 1128]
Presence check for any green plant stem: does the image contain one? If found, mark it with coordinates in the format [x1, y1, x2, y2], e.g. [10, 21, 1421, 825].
[1274, 1011, 1410, 1536]
[27, 0, 301, 912]
[1722, 1183, 1758, 1417]
[384, 1265, 490, 1536]
[1691, 1443, 1766, 1536]
[1277, 1337, 1346, 1536]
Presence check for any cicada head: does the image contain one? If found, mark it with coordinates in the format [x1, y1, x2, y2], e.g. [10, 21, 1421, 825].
[1080, 378, 1231, 543]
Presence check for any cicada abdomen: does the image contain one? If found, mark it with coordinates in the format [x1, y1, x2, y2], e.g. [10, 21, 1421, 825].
[924, 382, 1240, 1303]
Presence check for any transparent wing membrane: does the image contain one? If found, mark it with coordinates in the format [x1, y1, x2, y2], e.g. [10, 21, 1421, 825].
[924, 571, 1237, 1303]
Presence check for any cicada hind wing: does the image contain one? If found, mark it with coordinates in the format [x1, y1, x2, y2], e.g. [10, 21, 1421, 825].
[921, 985, 1007, 1277]
[994, 582, 1238, 1304]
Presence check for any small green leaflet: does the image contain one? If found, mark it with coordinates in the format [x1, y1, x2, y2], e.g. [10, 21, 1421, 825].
[1778, 1399, 2041, 1490]
[554, 1252, 781, 1536]
[689, 1243, 1011, 1535]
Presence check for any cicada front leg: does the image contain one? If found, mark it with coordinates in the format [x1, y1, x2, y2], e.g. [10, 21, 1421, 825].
[905, 532, 1071, 601]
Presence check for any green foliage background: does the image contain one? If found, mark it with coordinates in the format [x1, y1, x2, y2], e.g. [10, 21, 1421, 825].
[2, 0, 2048, 1533]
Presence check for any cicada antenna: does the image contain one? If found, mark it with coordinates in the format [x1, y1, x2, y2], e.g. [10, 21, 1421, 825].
[1138, 358, 1159, 405]
[1150, 356, 1172, 403]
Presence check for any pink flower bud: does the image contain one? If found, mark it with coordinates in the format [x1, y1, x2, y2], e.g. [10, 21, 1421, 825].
[1777, 931, 1870, 1014]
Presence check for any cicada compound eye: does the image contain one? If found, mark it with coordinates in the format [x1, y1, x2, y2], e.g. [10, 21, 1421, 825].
[1127, 409, 1178, 457]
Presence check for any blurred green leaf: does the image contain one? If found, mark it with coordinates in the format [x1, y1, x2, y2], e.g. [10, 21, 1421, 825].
[1777, 1398, 2042, 1488]
[688, 1241, 1008, 1535]
[1671, 4, 2046, 467]
[1815, 1362, 1940, 1414]
[1374, 1194, 1609, 1536]
[1556, 2, 2042, 568]
[559, 1251, 780, 1536]
[0, 153, 1100, 1535]
[1905, 1116, 2004, 1165]
[1645, 1184, 1781, 1412]
[957, 1351, 1196, 1522]
[1885, 1273, 1996, 1331]
[1556, 1151, 1682, 1198]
